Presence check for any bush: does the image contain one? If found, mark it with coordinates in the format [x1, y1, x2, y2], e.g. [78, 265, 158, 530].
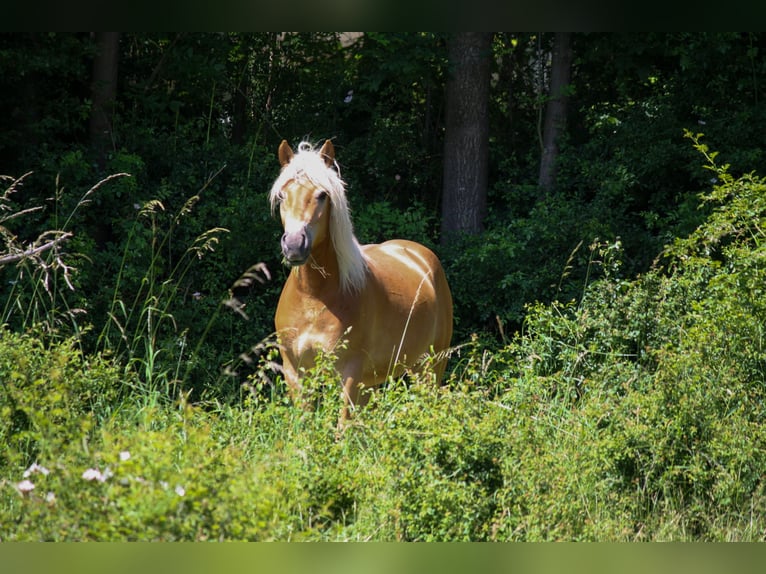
[484, 134, 766, 539]
[0, 403, 312, 541]
[442, 192, 618, 340]
[0, 329, 123, 474]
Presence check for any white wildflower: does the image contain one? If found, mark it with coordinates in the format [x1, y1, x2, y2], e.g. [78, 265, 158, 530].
[82, 468, 102, 481]
[175, 485, 186, 497]
[119, 451, 131, 462]
[82, 467, 112, 482]
[16, 479, 35, 493]
[23, 462, 50, 478]
[45, 491, 56, 504]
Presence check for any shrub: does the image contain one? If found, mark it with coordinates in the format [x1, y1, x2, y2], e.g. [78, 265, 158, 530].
[485, 134, 766, 539]
[0, 403, 311, 541]
[349, 380, 507, 541]
[0, 329, 123, 474]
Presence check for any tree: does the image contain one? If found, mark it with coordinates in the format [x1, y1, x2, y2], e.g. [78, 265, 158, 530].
[89, 32, 121, 169]
[441, 32, 493, 242]
[538, 32, 573, 194]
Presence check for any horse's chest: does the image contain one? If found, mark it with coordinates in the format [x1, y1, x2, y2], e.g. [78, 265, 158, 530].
[277, 294, 353, 359]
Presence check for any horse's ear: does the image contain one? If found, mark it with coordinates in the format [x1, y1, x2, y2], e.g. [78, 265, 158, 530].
[278, 140, 294, 167]
[319, 139, 335, 167]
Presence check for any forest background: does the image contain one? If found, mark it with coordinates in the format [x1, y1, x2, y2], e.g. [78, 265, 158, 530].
[1, 32, 766, 541]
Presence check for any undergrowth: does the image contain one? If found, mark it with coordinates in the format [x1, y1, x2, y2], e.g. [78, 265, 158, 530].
[2, 133, 766, 540]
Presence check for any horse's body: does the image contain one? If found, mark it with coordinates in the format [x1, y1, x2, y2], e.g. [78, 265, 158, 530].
[271, 139, 453, 423]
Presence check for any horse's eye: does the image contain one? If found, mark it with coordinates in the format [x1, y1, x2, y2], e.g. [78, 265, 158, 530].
[316, 190, 329, 202]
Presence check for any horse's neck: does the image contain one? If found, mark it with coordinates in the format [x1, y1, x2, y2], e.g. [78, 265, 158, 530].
[293, 239, 341, 295]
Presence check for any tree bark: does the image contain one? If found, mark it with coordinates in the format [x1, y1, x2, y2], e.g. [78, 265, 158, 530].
[538, 32, 573, 195]
[89, 32, 121, 169]
[441, 32, 493, 243]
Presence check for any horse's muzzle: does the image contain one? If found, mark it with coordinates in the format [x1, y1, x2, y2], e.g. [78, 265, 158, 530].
[281, 228, 312, 266]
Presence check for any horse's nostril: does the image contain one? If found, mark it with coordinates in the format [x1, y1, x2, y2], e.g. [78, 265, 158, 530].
[281, 228, 312, 265]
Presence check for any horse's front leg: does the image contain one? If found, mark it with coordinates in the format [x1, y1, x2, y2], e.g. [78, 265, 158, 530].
[278, 354, 309, 411]
[338, 359, 369, 427]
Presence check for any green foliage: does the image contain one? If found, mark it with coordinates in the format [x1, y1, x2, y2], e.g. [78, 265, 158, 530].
[443, 192, 617, 340]
[4, 32, 766, 344]
[489, 137, 766, 538]
[0, 329, 123, 474]
[3, 33, 766, 541]
[95, 189, 230, 397]
[0, 33, 91, 169]
[353, 381, 507, 541]
[337, 33, 446, 212]
[354, 199, 436, 248]
[0, 403, 311, 541]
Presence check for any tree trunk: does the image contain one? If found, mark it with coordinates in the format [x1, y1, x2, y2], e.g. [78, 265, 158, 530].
[89, 32, 121, 169]
[538, 33, 573, 195]
[441, 32, 493, 243]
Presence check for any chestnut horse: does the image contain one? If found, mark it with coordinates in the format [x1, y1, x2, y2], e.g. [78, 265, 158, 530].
[270, 139, 453, 423]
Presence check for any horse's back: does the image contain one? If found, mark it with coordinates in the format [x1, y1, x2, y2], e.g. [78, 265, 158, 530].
[363, 239, 449, 301]
[362, 239, 453, 356]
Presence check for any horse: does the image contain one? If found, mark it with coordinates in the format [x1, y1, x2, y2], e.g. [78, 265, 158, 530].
[270, 139, 453, 424]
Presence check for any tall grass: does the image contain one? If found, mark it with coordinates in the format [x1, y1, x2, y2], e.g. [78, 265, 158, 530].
[1, 172, 83, 336]
[95, 194, 228, 403]
[3, 135, 766, 540]
[0, 168, 231, 403]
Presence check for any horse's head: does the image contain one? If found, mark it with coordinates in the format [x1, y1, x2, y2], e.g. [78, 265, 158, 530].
[273, 139, 336, 266]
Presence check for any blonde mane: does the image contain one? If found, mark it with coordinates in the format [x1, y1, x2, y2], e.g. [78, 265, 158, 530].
[269, 141, 369, 293]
